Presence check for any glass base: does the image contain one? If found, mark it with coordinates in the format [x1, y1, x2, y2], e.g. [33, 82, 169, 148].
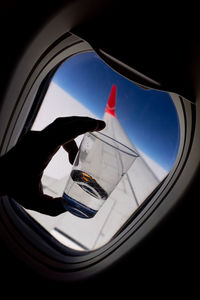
[62, 193, 98, 218]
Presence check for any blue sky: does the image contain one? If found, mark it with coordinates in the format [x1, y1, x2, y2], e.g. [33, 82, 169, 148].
[53, 52, 180, 171]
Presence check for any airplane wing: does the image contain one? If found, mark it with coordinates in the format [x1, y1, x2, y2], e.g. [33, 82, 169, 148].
[102, 84, 167, 207]
[27, 82, 168, 250]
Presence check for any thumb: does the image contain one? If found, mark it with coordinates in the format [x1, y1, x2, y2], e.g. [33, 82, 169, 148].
[40, 116, 106, 150]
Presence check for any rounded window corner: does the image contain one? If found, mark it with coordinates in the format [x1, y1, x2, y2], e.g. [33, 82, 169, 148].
[0, 28, 197, 283]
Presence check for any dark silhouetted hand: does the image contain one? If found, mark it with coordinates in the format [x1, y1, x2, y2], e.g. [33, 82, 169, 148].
[0, 117, 106, 216]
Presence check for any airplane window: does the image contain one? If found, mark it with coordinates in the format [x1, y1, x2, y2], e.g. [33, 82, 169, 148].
[26, 51, 180, 251]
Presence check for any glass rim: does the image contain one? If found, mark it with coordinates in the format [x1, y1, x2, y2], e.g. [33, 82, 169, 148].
[89, 131, 139, 158]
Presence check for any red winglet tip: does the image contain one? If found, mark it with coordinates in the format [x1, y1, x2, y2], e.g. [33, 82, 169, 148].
[105, 84, 117, 118]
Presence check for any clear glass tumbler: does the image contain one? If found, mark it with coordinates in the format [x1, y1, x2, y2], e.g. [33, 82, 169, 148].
[62, 132, 139, 218]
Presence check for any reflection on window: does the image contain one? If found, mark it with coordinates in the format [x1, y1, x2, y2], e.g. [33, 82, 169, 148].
[27, 51, 180, 251]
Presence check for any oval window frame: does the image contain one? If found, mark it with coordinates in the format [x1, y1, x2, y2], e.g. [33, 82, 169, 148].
[0, 29, 195, 282]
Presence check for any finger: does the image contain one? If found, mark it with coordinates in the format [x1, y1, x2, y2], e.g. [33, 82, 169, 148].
[63, 140, 78, 164]
[41, 116, 106, 147]
[31, 194, 66, 216]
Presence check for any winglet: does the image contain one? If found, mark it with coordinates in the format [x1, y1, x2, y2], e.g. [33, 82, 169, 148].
[105, 84, 117, 118]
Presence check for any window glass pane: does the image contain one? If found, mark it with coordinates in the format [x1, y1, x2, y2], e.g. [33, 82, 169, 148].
[27, 51, 180, 250]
